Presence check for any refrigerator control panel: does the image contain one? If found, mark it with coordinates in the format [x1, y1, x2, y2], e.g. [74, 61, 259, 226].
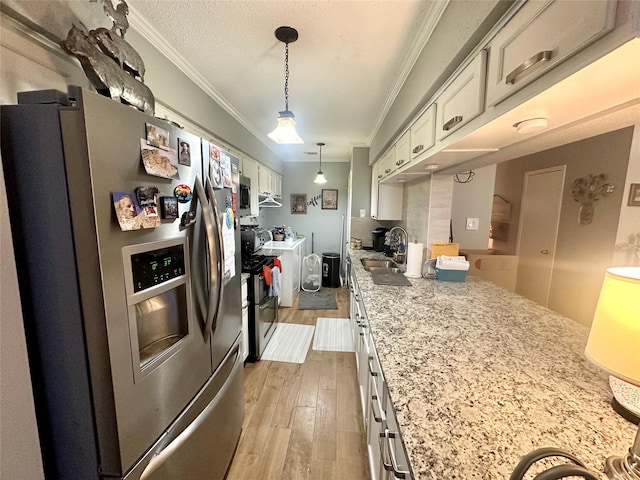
[131, 244, 185, 292]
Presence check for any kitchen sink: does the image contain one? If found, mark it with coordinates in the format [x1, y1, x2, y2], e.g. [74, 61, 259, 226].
[365, 266, 404, 273]
[360, 258, 396, 268]
[360, 258, 405, 273]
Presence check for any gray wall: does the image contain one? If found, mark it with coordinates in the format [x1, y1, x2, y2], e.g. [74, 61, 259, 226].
[451, 164, 496, 250]
[261, 162, 351, 259]
[350, 147, 372, 217]
[493, 127, 635, 325]
[370, 0, 512, 161]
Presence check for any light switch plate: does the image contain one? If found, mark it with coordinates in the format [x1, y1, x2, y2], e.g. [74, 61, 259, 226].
[466, 218, 479, 230]
[360, 209, 366, 218]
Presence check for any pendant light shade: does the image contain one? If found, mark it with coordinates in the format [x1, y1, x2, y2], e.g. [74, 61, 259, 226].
[313, 142, 327, 184]
[269, 110, 303, 144]
[269, 26, 303, 144]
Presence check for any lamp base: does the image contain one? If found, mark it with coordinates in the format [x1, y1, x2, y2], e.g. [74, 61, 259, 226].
[610, 376, 640, 425]
[605, 455, 640, 479]
[613, 397, 640, 425]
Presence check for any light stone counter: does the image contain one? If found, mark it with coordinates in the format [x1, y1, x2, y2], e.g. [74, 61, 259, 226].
[348, 249, 636, 480]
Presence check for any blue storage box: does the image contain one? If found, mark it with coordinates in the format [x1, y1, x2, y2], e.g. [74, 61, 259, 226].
[435, 267, 468, 282]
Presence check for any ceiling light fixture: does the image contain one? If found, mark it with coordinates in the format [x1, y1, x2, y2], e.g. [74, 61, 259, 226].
[313, 142, 327, 184]
[268, 26, 303, 144]
[514, 118, 549, 134]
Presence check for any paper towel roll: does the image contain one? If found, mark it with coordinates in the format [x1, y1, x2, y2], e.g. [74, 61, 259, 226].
[404, 242, 424, 278]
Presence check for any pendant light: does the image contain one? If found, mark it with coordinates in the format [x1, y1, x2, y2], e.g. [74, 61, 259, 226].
[268, 26, 303, 144]
[313, 142, 327, 184]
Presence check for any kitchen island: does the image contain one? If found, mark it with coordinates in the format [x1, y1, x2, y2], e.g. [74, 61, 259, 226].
[348, 248, 636, 479]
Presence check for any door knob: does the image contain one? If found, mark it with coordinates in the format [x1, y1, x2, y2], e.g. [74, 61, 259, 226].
[540, 249, 549, 254]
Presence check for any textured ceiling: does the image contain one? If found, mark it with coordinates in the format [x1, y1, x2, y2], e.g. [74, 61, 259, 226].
[127, 0, 444, 163]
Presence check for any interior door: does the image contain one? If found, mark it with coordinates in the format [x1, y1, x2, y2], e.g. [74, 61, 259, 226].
[515, 166, 565, 306]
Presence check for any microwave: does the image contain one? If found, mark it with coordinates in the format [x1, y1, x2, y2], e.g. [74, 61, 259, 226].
[238, 176, 251, 216]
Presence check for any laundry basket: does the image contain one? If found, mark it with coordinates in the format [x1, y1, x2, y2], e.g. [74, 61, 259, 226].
[301, 253, 322, 292]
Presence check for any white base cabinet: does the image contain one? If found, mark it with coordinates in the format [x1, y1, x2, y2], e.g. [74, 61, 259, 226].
[351, 265, 412, 479]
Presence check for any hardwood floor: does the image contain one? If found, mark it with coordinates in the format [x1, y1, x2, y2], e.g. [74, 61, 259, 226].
[226, 286, 370, 480]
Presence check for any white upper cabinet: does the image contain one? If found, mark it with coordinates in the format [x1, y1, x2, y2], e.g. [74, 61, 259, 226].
[258, 165, 272, 196]
[410, 103, 436, 161]
[436, 50, 487, 141]
[394, 130, 411, 171]
[379, 145, 397, 178]
[485, 0, 617, 106]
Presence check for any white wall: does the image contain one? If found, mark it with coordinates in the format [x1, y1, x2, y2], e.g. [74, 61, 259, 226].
[0, 174, 45, 479]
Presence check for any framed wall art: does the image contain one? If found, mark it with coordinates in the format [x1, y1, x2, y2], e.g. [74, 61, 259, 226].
[322, 189, 338, 210]
[628, 183, 640, 206]
[291, 194, 307, 214]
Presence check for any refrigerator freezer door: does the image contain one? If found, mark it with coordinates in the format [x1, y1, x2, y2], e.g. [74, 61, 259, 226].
[136, 338, 244, 480]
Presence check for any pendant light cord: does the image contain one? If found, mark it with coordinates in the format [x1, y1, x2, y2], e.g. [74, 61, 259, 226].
[284, 42, 290, 111]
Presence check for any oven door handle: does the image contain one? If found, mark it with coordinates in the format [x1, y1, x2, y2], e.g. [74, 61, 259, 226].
[259, 296, 274, 310]
[205, 178, 225, 337]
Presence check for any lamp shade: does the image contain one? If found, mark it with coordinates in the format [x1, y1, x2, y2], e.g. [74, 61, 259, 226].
[585, 267, 640, 387]
[268, 110, 303, 144]
[313, 171, 327, 184]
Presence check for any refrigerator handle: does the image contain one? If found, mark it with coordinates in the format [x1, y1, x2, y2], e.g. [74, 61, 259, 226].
[204, 178, 225, 336]
[188, 177, 218, 339]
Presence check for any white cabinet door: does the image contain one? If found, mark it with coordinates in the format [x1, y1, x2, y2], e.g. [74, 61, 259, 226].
[436, 50, 486, 141]
[272, 173, 282, 198]
[375, 184, 403, 221]
[258, 166, 272, 196]
[394, 131, 411, 171]
[370, 160, 380, 219]
[380, 146, 397, 178]
[410, 103, 436, 161]
[486, 0, 617, 106]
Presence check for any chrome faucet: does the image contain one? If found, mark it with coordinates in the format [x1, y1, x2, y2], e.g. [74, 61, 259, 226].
[388, 226, 408, 264]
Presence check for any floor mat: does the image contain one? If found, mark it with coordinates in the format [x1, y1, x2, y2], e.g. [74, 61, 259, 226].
[312, 317, 355, 352]
[298, 290, 338, 310]
[260, 323, 315, 363]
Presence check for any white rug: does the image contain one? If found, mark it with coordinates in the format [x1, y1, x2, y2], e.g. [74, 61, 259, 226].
[260, 323, 315, 363]
[312, 317, 355, 352]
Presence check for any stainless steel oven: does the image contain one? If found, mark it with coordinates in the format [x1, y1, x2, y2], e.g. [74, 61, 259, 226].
[241, 227, 279, 361]
[247, 256, 278, 361]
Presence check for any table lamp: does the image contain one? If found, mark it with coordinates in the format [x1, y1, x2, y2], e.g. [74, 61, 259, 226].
[585, 267, 640, 479]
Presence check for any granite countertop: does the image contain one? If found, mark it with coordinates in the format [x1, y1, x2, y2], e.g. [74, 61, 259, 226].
[348, 249, 636, 479]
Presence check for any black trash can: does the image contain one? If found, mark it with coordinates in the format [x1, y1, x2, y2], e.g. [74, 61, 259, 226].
[322, 252, 341, 288]
[372, 228, 388, 252]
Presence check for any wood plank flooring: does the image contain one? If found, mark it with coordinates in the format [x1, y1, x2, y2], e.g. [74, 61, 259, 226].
[226, 286, 370, 480]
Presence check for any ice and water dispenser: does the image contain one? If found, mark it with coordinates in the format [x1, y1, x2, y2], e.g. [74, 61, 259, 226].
[122, 238, 192, 381]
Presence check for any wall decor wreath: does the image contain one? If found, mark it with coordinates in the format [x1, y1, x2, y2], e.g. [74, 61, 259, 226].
[571, 173, 614, 225]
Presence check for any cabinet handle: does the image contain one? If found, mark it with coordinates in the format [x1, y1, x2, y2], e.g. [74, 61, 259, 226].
[377, 174, 383, 179]
[395, 159, 405, 166]
[443, 115, 463, 131]
[540, 249, 549, 255]
[412, 144, 424, 154]
[379, 431, 394, 471]
[506, 50, 553, 85]
[386, 431, 410, 478]
[370, 396, 384, 423]
[368, 359, 378, 377]
[384, 168, 391, 174]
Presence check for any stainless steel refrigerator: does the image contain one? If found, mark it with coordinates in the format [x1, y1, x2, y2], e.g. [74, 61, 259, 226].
[1, 86, 244, 479]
